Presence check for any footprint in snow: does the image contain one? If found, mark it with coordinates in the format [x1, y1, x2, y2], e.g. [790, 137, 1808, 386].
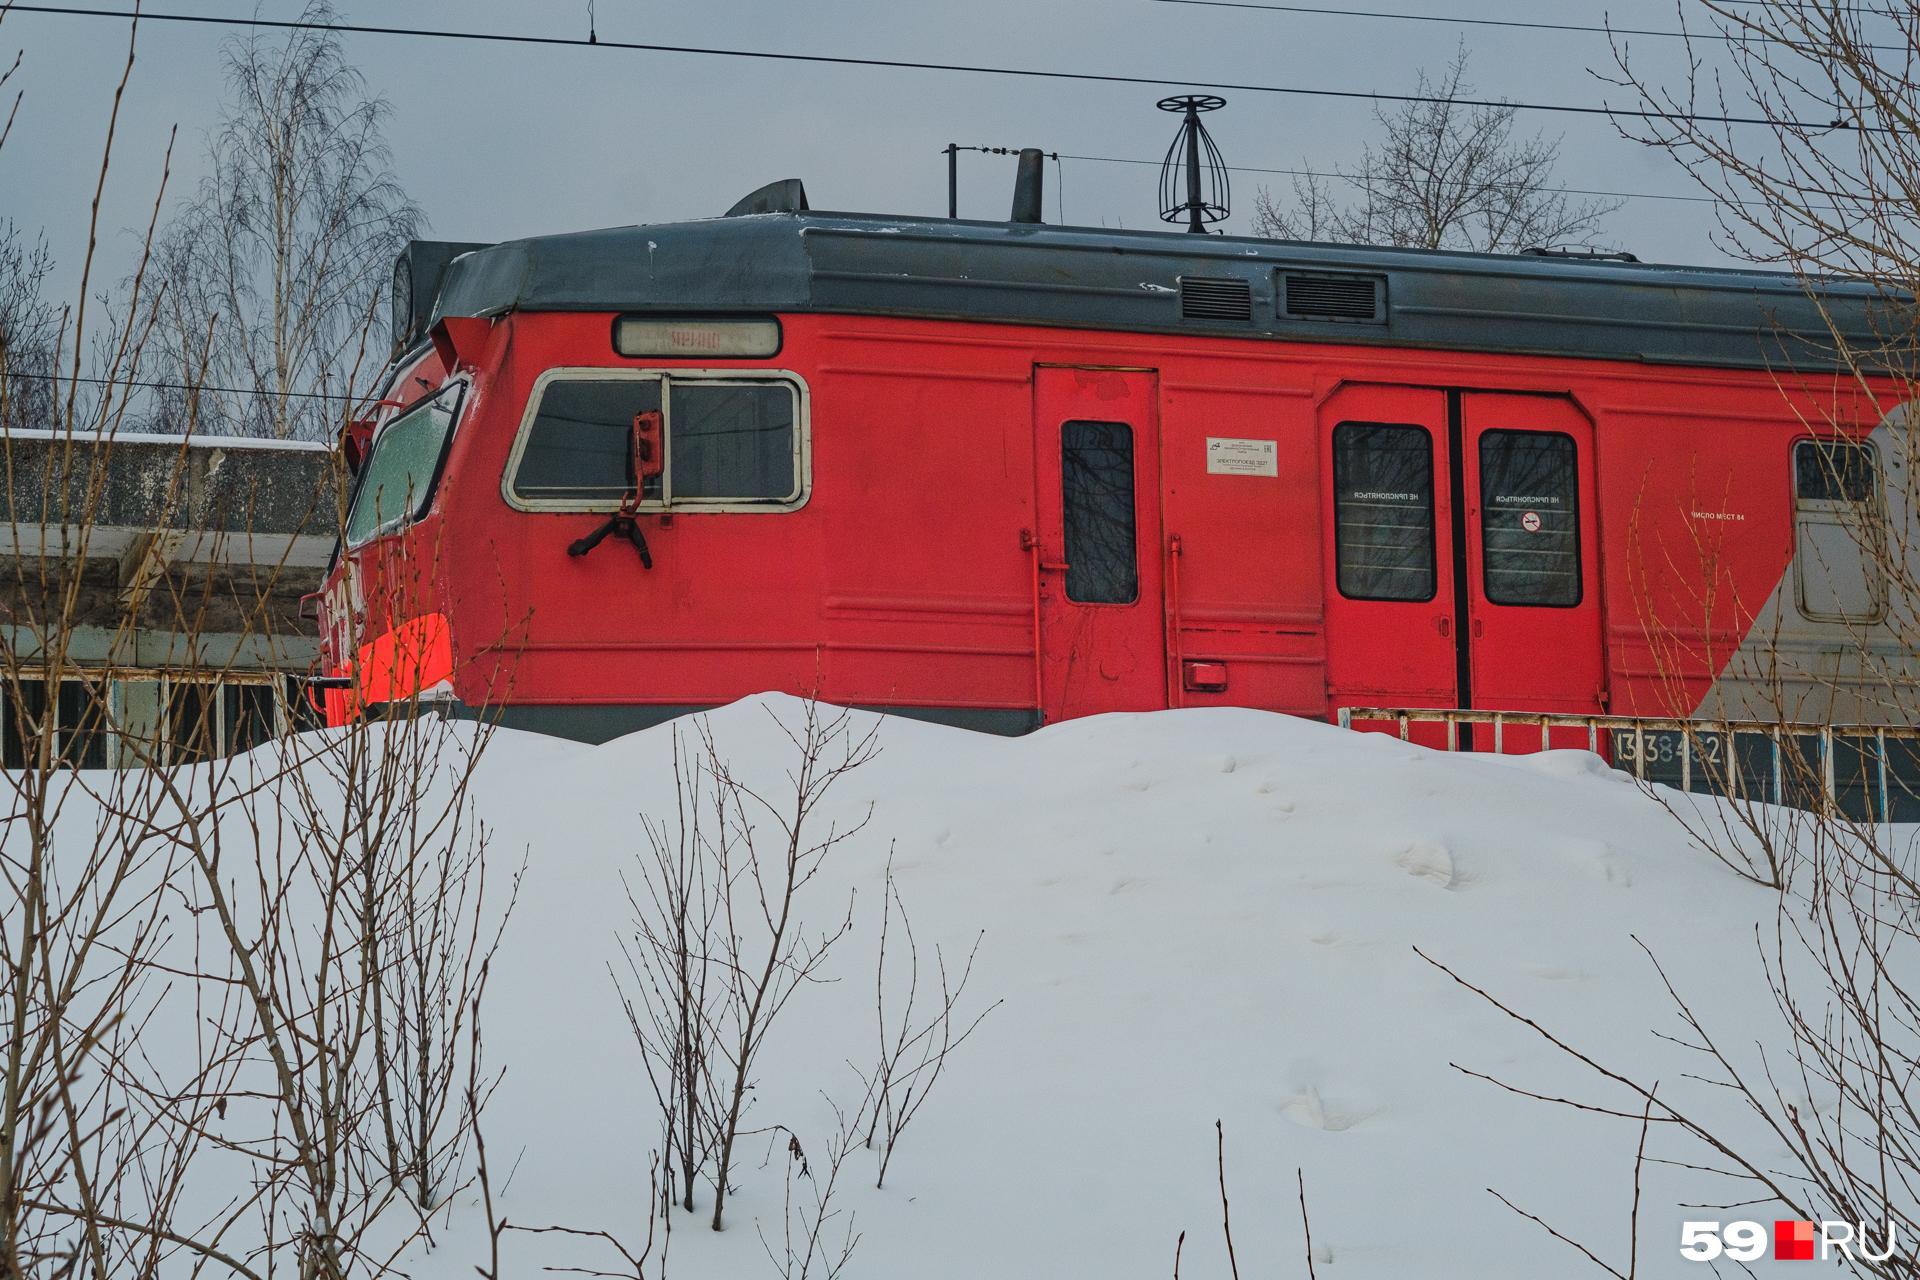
[1279, 1084, 1381, 1133]
[1395, 841, 1465, 890]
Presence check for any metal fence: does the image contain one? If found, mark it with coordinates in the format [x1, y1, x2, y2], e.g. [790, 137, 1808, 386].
[1335, 706, 1920, 821]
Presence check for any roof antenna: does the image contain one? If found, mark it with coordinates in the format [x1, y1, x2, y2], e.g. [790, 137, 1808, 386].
[587, 0, 598, 42]
[1158, 95, 1230, 234]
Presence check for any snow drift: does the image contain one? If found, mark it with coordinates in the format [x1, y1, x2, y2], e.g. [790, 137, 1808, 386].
[412, 696, 1795, 1279]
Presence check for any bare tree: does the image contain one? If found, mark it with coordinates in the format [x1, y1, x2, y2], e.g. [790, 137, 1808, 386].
[145, 0, 418, 441]
[0, 222, 57, 436]
[858, 853, 997, 1190]
[1252, 47, 1621, 252]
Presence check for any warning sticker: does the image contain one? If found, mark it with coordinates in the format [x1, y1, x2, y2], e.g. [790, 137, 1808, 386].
[1520, 511, 1542, 533]
[1205, 437, 1279, 477]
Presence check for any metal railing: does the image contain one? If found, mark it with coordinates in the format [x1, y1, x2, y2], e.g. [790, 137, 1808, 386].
[1336, 706, 1920, 819]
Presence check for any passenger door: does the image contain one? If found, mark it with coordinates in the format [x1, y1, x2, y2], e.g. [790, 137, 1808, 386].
[1320, 384, 1460, 716]
[1460, 392, 1606, 721]
[1032, 367, 1167, 723]
[1321, 385, 1606, 744]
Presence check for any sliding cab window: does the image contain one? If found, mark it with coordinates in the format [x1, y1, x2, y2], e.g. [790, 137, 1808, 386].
[506, 371, 806, 510]
[1793, 437, 1884, 622]
[345, 383, 465, 547]
[1332, 422, 1437, 601]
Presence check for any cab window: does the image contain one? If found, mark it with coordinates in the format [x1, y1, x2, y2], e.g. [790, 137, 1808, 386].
[345, 384, 464, 547]
[507, 372, 805, 510]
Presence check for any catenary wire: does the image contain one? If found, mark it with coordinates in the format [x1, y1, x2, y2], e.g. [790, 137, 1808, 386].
[1149, 0, 1907, 52]
[0, 3, 1887, 132]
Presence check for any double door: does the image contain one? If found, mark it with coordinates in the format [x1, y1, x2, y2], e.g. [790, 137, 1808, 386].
[1321, 385, 1606, 733]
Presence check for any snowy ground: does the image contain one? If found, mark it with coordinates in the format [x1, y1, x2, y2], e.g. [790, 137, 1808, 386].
[386, 696, 1809, 1280]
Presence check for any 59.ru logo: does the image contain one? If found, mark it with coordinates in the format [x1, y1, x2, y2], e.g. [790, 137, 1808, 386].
[1680, 1219, 1898, 1263]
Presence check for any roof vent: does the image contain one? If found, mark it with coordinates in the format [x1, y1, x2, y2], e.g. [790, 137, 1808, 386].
[1180, 276, 1254, 322]
[1280, 270, 1385, 323]
[724, 178, 810, 217]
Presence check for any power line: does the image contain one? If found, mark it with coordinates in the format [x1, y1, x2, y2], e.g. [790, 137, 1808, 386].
[9, 370, 347, 401]
[1, 3, 1883, 132]
[1057, 152, 1741, 207]
[1149, 0, 1905, 51]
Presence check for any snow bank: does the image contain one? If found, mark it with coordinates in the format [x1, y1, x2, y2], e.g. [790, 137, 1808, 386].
[402, 696, 1796, 1279]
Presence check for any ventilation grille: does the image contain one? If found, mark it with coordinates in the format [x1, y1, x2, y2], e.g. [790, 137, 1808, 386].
[1281, 271, 1385, 323]
[1179, 276, 1255, 322]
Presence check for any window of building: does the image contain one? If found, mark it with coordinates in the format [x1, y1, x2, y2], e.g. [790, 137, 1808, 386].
[1479, 430, 1581, 607]
[1332, 423, 1436, 602]
[2, 679, 110, 769]
[345, 383, 465, 547]
[507, 372, 804, 509]
[1060, 421, 1138, 605]
[0, 675, 295, 771]
[1793, 438, 1884, 622]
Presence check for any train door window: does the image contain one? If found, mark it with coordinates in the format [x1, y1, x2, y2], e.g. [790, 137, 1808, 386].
[1793, 439, 1884, 622]
[1332, 423, 1436, 601]
[345, 383, 465, 547]
[1479, 430, 1581, 607]
[1060, 421, 1138, 604]
[508, 372, 806, 510]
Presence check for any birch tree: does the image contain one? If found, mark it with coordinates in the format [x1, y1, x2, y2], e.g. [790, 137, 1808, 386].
[147, 0, 418, 441]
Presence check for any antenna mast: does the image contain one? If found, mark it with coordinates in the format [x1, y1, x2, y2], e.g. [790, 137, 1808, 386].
[1157, 94, 1230, 234]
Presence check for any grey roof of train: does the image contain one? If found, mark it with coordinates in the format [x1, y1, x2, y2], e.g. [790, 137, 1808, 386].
[420, 207, 1899, 374]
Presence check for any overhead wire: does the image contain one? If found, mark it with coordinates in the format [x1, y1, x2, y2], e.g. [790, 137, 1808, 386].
[1149, 0, 1907, 52]
[0, 3, 1886, 132]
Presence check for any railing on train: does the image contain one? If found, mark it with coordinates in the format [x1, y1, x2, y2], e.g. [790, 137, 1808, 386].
[1335, 707, 1920, 821]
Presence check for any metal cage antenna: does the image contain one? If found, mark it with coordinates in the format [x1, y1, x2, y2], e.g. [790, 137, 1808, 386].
[1157, 94, 1230, 233]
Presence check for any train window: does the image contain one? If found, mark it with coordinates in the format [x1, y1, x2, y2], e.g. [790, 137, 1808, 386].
[345, 383, 464, 547]
[670, 383, 799, 501]
[1793, 438, 1883, 621]
[1479, 430, 1581, 608]
[1795, 439, 1878, 504]
[513, 378, 665, 504]
[1060, 420, 1138, 605]
[507, 372, 805, 509]
[1332, 423, 1436, 602]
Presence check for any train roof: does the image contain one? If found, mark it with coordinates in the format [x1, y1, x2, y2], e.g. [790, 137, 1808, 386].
[408, 194, 1902, 375]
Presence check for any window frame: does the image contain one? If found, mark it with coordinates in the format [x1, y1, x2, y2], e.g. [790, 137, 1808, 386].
[501, 366, 812, 514]
[344, 378, 469, 550]
[1791, 435, 1886, 624]
[1477, 427, 1584, 610]
[1058, 418, 1141, 607]
[1331, 420, 1439, 604]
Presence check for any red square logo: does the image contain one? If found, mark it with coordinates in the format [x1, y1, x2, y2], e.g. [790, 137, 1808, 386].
[1775, 1219, 1816, 1261]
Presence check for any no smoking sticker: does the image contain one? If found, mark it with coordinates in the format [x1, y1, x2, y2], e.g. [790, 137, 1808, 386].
[1520, 511, 1542, 533]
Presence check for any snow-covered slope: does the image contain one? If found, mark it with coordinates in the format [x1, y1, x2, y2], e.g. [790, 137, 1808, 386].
[423, 696, 1792, 1280]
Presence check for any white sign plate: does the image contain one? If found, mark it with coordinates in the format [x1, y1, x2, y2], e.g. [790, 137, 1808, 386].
[1206, 437, 1279, 477]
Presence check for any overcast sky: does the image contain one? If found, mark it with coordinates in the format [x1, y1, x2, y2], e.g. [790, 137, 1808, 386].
[3, 0, 1756, 305]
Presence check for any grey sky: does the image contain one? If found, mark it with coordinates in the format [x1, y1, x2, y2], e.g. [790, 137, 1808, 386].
[3, 0, 1748, 309]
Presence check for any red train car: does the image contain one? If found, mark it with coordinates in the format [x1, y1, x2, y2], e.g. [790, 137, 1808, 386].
[318, 178, 1910, 756]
